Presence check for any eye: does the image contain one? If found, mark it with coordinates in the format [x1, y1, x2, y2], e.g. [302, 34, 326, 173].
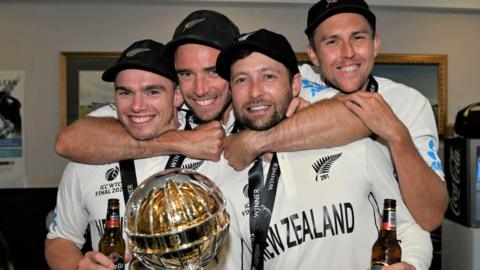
[324, 38, 338, 46]
[206, 68, 220, 78]
[232, 76, 247, 85]
[147, 89, 160, 95]
[116, 89, 131, 96]
[352, 33, 367, 42]
[264, 73, 276, 81]
[177, 71, 193, 80]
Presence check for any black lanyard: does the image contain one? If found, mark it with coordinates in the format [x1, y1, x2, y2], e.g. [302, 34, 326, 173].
[119, 159, 137, 204]
[249, 153, 281, 270]
[366, 75, 379, 93]
[119, 110, 194, 203]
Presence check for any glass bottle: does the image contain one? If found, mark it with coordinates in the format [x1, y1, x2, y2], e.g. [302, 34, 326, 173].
[371, 199, 402, 269]
[99, 198, 125, 270]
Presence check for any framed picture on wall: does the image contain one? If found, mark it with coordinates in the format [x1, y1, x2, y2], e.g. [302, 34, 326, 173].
[60, 52, 119, 128]
[295, 53, 448, 136]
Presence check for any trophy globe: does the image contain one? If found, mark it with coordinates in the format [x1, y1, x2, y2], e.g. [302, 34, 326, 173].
[124, 168, 230, 270]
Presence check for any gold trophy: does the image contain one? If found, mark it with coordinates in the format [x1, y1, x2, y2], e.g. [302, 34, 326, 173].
[124, 168, 230, 270]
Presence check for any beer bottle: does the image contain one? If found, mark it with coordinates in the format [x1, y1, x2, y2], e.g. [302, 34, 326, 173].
[371, 199, 402, 270]
[99, 198, 125, 270]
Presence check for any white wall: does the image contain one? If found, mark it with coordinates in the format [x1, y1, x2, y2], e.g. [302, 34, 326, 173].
[0, 2, 479, 187]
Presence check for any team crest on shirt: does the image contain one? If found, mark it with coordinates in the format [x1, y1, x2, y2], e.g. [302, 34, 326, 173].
[312, 153, 342, 181]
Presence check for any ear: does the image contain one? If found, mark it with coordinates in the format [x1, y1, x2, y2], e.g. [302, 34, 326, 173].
[307, 44, 320, 67]
[373, 33, 381, 58]
[173, 85, 184, 108]
[291, 72, 302, 97]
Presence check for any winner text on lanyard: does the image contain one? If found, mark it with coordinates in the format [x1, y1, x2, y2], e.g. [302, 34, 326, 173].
[248, 153, 281, 270]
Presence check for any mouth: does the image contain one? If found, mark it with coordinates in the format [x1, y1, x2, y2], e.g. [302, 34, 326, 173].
[129, 115, 154, 124]
[247, 104, 272, 114]
[338, 64, 360, 74]
[194, 98, 215, 106]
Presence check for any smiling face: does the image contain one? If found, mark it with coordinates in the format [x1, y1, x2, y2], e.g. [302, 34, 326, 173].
[114, 69, 182, 140]
[307, 13, 380, 93]
[230, 52, 300, 131]
[174, 43, 231, 123]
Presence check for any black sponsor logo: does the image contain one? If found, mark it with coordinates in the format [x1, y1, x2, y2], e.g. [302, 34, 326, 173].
[105, 166, 120, 181]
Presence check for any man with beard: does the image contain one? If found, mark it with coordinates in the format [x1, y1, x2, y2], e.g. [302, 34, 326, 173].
[221, 0, 447, 232]
[215, 29, 431, 270]
[54, 7, 445, 232]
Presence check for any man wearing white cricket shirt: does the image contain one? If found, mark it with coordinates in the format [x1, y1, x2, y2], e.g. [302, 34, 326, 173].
[215, 28, 432, 270]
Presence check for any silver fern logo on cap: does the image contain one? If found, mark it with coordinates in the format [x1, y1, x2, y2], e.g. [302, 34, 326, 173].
[326, 0, 338, 7]
[238, 31, 256, 42]
[183, 18, 206, 31]
[126, 48, 150, 57]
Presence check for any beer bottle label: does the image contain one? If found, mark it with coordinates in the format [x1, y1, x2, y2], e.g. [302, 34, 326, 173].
[105, 219, 120, 228]
[381, 211, 396, 230]
[108, 252, 125, 270]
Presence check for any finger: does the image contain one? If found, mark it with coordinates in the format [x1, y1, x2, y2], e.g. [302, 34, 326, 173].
[236, 162, 248, 171]
[344, 99, 364, 115]
[82, 251, 114, 269]
[125, 251, 132, 263]
[352, 91, 375, 98]
[344, 100, 373, 125]
[93, 253, 115, 268]
[234, 164, 243, 171]
[285, 98, 300, 117]
[298, 98, 311, 111]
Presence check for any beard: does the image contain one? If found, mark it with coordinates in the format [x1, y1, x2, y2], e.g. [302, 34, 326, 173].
[234, 91, 291, 131]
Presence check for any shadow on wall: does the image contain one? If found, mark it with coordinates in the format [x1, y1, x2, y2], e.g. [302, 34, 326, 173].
[0, 188, 57, 270]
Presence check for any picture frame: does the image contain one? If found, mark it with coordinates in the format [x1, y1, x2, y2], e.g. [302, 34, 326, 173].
[60, 52, 120, 128]
[295, 53, 448, 136]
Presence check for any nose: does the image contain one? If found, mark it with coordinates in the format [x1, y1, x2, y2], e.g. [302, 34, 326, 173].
[249, 79, 263, 99]
[194, 77, 209, 97]
[132, 94, 146, 112]
[341, 41, 355, 58]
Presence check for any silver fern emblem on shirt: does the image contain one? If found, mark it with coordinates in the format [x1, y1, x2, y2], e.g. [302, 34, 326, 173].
[182, 161, 204, 171]
[312, 153, 342, 181]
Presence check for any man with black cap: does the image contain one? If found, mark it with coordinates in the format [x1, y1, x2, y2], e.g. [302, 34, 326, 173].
[54, 10, 240, 165]
[216, 28, 432, 270]
[221, 0, 447, 232]
[54, 10, 310, 164]
[45, 39, 229, 270]
[302, 0, 447, 231]
[53, 5, 444, 232]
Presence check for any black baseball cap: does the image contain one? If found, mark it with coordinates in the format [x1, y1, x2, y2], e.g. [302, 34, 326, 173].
[102, 39, 177, 83]
[305, 0, 376, 38]
[163, 10, 240, 58]
[216, 29, 299, 81]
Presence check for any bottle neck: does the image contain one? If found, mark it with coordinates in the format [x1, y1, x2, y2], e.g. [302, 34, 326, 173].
[380, 208, 397, 239]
